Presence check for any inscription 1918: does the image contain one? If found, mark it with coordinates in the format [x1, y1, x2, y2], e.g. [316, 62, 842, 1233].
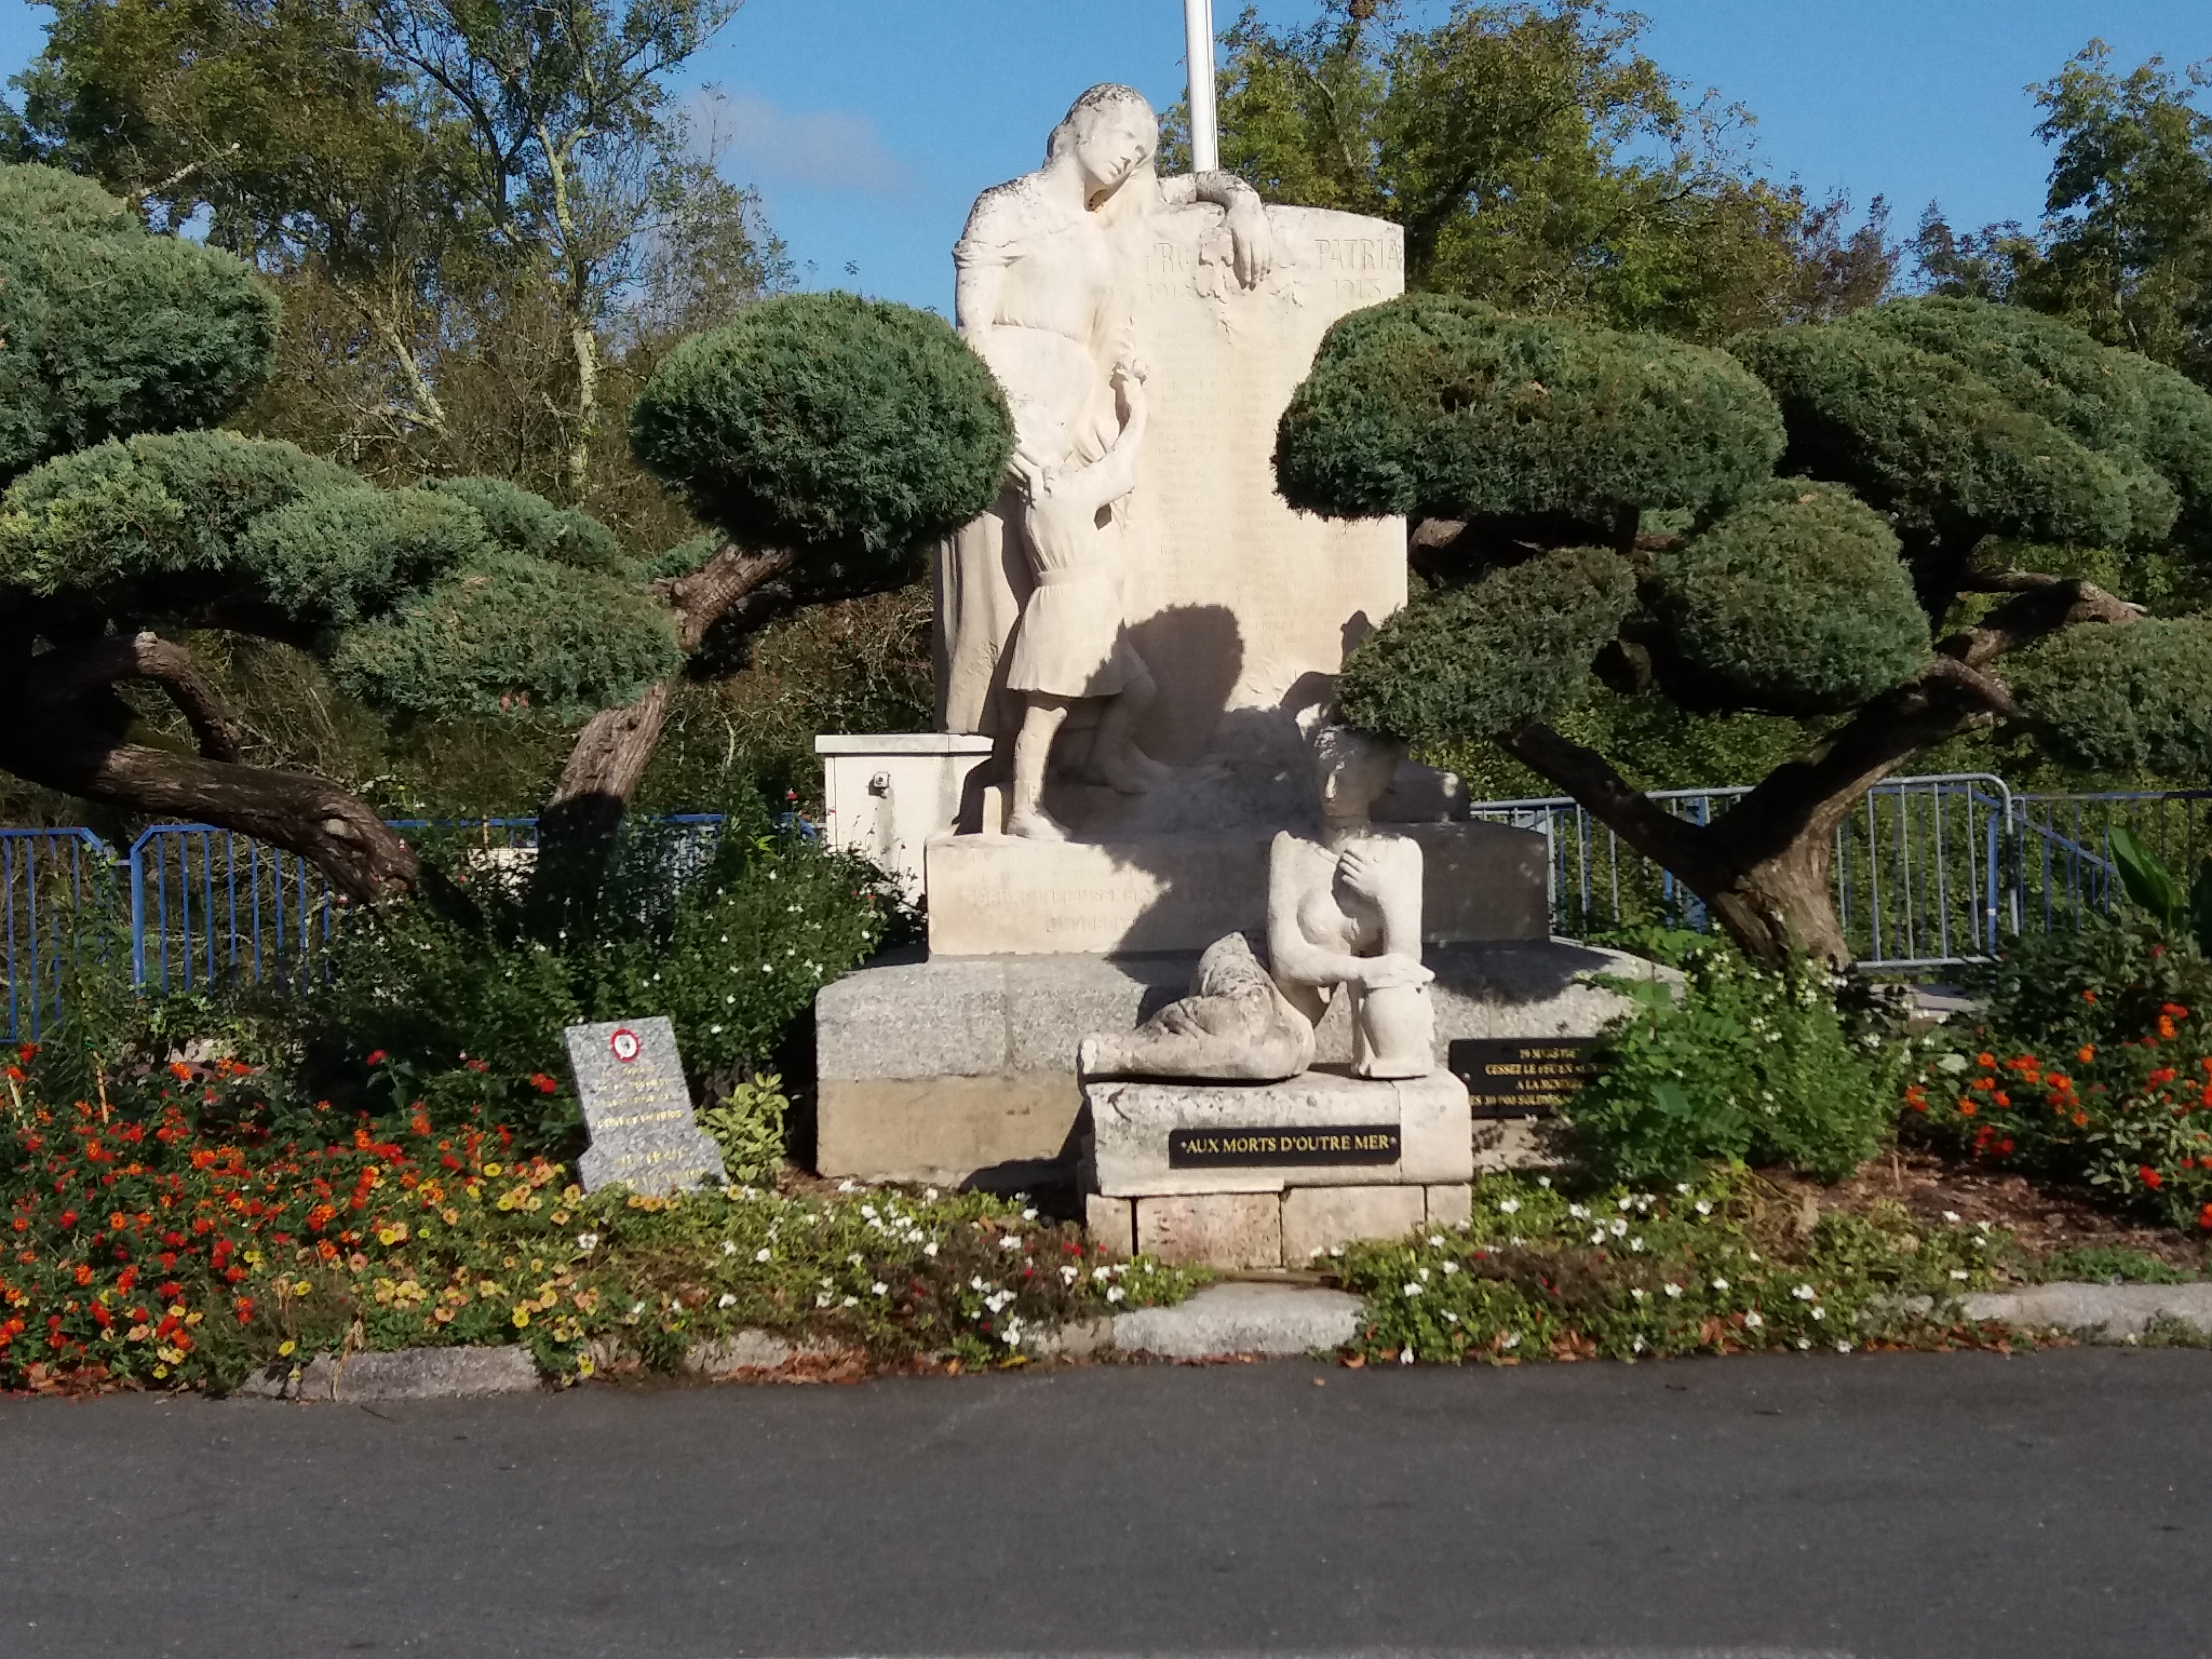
[1168, 1125, 1401, 1168]
[1449, 1038, 1610, 1120]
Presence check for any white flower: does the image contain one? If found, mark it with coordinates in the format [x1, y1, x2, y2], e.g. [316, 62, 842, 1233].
[1949, 1269, 1969, 1281]
[1440, 1261, 1459, 1276]
[1590, 1229, 1607, 1245]
[1399, 1348, 1415, 1366]
[1609, 1217, 1628, 1237]
[1497, 1199, 1522, 1215]
[1811, 1306, 1826, 1321]
[1632, 1336, 1646, 1354]
[923, 1242, 938, 1258]
[1537, 1176, 1551, 1187]
[718, 1292, 737, 1309]
[924, 1187, 939, 1201]
[999, 1235, 1023, 1251]
[1797, 1337, 1811, 1350]
[1568, 1204, 1589, 1219]
[1509, 1235, 1526, 1246]
[1744, 1311, 1763, 1329]
[842, 1295, 858, 1308]
[872, 1281, 889, 1297]
[1417, 1267, 1431, 1283]
[1631, 1287, 1649, 1302]
[1402, 1282, 1423, 1298]
[970, 1276, 987, 1291]
[753, 1247, 772, 1263]
[816, 1292, 834, 1309]
[1694, 1200, 1713, 1216]
[1022, 1207, 1038, 1222]
[860, 1204, 877, 1220]
[1105, 1286, 1125, 1304]
[1060, 1264, 1079, 1284]
[1710, 1277, 1729, 1291]
[1942, 1210, 1961, 1223]
[1836, 1341, 1853, 1353]
[1442, 1310, 1459, 1325]
[576, 1233, 599, 1251]
[1676, 1182, 1692, 1194]
[838, 1179, 857, 1193]
[1428, 1235, 1445, 1248]
[1747, 1251, 1761, 1263]
[721, 1241, 737, 1257]
[1502, 1331, 1522, 1349]
[1791, 1283, 1816, 1301]
[1630, 1237, 1645, 1253]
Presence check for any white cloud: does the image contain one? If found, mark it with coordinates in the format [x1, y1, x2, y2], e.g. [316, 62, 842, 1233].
[687, 87, 911, 196]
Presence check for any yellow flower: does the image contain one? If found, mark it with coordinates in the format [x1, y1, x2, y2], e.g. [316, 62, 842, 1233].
[293, 1279, 313, 1296]
[278, 1340, 297, 1357]
[167, 1304, 187, 1318]
[576, 1355, 596, 1378]
[152, 1364, 169, 1379]
[483, 1162, 502, 1177]
[511, 1307, 532, 1328]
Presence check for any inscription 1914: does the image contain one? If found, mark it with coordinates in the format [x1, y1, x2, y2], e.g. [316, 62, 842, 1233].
[1449, 1038, 1610, 1120]
[1168, 1125, 1401, 1169]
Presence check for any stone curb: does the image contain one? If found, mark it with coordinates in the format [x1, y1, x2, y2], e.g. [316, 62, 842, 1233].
[1108, 1281, 1364, 1359]
[1959, 1281, 2212, 1341]
[235, 1345, 544, 1402]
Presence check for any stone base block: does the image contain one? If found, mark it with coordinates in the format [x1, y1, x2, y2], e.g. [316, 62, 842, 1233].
[1426, 1183, 1473, 1229]
[813, 940, 1661, 1188]
[1135, 1193, 1283, 1270]
[924, 822, 1546, 958]
[1085, 1194, 1135, 1259]
[1281, 1185, 1425, 1264]
[1087, 1067, 1474, 1197]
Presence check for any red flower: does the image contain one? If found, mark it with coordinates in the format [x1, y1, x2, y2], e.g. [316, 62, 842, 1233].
[364, 1050, 387, 1068]
[2140, 1165, 2164, 1190]
[2200, 1205, 2212, 1231]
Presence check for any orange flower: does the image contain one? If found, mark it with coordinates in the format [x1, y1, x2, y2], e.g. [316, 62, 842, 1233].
[2078, 1045, 2096, 1064]
[2141, 1165, 2164, 1190]
[1977, 1052, 1997, 1068]
[2162, 1003, 2189, 1020]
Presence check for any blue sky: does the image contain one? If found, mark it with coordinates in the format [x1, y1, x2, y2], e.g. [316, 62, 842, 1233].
[5, 1, 2209, 314]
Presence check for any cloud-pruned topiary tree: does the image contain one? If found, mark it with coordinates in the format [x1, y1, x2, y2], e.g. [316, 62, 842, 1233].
[1282, 292, 2212, 965]
[540, 289, 1013, 853]
[0, 164, 682, 898]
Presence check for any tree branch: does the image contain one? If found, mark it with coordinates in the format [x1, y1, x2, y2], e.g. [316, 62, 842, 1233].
[39, 632, 245, 763]
[1500, 721, 1729, 887]
[1942, 576, 2142, 670]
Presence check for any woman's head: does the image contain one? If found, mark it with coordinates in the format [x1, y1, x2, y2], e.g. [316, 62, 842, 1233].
[1310, 724, 1405, 829]
[1048, 84, 1159, 198]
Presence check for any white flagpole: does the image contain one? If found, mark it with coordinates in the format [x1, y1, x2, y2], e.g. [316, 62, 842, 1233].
[1184, 0, 1219, 172]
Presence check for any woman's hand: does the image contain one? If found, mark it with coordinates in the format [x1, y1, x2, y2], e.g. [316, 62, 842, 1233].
[1224, 195, 1274, 288]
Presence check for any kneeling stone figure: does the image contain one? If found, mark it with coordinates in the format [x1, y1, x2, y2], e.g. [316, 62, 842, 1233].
[1079, 725, 1436, 1083]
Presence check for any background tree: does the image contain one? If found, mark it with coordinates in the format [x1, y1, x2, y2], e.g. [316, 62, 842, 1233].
[1187, 0, 1894, 343]
[8, 0, 787, 527]
[1280, 292, 2212, 963]
[0, 164, 681, 897]
[1912, 42, 2212, 390]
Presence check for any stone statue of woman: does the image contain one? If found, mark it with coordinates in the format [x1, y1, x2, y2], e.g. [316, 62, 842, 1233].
[936, 83, 1274, 754]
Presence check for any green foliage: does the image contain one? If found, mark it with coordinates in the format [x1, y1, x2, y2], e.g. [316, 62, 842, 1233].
[238, 485, 488, 624]
[306, 811, 903, 1111]
[1193, 1, 1894, 340]
[426, 476, 629, 573]
[1334, 1168, 2006, 1365]
[2103, 826, 2212, 954]
[627, 292, 1013, 586]
[1565, 948, 1901, 1185]
[1275, 294, 1783, 525]
[1728, 320, 2141, 550]
[332, 549, 682, 723]
[0, 162, 279, 487]
[2037, 1244, 2195, 1285]
[1649, 480, 1930, 714]
[2009, 617, 2212, 776]
[697, 1074, 789, 1185]
[0, 429, 353, 600]
[1337, 545, 1635, 742]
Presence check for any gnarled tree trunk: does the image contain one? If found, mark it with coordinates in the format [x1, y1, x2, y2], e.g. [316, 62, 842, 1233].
[2, 631, 417, 902]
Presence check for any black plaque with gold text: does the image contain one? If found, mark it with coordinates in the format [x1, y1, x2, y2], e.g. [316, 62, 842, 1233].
[1167, 1125, 1401, 1169]
[1449, 1037, 1609, 1119]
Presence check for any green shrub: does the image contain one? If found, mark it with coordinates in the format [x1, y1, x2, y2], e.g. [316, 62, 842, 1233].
[1336, 545, 1636, 743]
[698, 1074, 790, 1185]
[2009, 617, 2212, 778]
[1648, 480, 1931, 715]
[627, 291, 1013, 588]
[1275, 293, 1783, 526]
[1565, 947, 1901, 1186]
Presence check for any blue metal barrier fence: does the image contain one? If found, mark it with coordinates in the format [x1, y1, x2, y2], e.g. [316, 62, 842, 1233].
[3, 785, 2208, 1037]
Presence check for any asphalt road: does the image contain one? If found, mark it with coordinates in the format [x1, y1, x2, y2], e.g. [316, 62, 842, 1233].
[4, 1347, 2208, 1659]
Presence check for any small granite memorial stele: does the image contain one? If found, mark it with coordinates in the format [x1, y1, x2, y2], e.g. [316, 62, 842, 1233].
[564, 1017, 726, 1195]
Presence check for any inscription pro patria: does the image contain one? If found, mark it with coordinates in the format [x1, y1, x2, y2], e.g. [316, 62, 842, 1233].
[1167, 1125, 1402, 1169]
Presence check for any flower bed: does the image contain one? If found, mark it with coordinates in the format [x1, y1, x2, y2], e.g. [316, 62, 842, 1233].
[0, 1050, 1199, 1395]
[1339, 1167, 2053, 1366]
